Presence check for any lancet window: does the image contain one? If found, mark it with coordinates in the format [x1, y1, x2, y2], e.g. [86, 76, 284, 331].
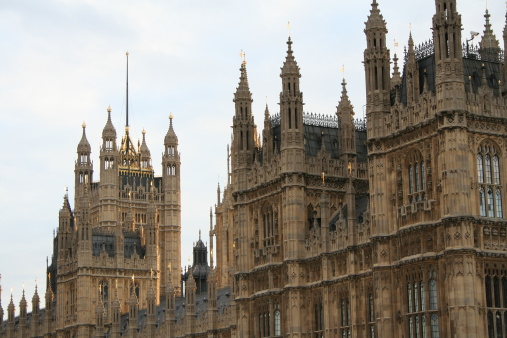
[368, 293, 375, 337]
[485, 264, 507, 337]
[340, 297, 351, 337]
[478, 142, 503, 218]
[262, 203, 275, 247]
[406, 149, 427, 203]
[405, 268, 439, 338]
[313, 296, 324, 338]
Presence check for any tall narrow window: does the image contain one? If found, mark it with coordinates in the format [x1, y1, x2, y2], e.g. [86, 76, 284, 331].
[496, 190, 503, 218]
[493, 156, 500, 184]
[274, 309, 281, 336]
[429, 279, 438, 310]
[414, 282, 419, 312]
[486, 155, 492, 184]
[421, 162, 426, 191]
[431, 313, 440, 338]
[420, 282, 425, 311]
[478, 155, 484, 183]
[409, 165, 414, 194]
[478, 144, 503, 218]
[415, 164, 420, 192]
[407, 283, 412, 312]
[422, 315, 426, 338]
[488, 190, 495, 217]
[480, 188, 487, 216]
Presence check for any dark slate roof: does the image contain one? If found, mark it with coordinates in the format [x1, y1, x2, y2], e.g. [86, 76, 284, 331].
[270, 123, 367, 162]
[303, 124, 340, 158]
[117, 286, 232, 335]
[399, 47, 503, 105]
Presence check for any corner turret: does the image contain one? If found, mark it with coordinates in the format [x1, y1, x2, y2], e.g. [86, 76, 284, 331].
[364, 0, 391, 138]
[280, 37, 305, 172]
[232, 59, 256, 190]
[432, 0, 465, 111]
[161, 114, 182, 296]
[75, 123, 93, 201]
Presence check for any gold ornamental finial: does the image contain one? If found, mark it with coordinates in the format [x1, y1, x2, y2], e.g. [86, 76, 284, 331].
[239, 50, 246, 65]
[142, 128, 146, 135]
[126, 51, 129, 56]
[169, 113, 174, 120]
[82, 121, 86, 129]
[107, 105, 112, 113]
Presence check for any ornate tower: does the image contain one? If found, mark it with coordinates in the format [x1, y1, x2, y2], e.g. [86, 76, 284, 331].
[161, 114, 181, 296]
[337, 79, 357, 172]
[364, 0, 391, 237]
[364, 0, 391, 139]
[432, 0, 465, 111]
[232, 59, 256, 191]
[280, 37, 305, 173]
[74, 123, 93, 204]
[98, 105, 119, 227]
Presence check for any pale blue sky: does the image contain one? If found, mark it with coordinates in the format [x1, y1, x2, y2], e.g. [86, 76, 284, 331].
[0, 0, 503, 313]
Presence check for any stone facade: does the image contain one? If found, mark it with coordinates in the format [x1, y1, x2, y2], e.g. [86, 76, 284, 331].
[2, 0, 507, 337]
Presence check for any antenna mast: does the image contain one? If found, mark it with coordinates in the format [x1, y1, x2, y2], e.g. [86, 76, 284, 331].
[126, 51, 129, 128]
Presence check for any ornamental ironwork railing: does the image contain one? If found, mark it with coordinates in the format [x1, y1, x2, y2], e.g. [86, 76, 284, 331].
[463, 42, 504, 63]
[403, 39, 504, 63]
[354, 118, 367, 132]
[270, 112, 367, 131]
[303, 112, 338, 128]
[404, 39, 434, 63]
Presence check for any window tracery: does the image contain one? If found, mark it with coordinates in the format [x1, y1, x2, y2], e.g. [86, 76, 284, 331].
[478, 142, 503, 218]
[485, 264, 507, 337]
[405, 268, 439, 338]
[406, 149, 427, 203]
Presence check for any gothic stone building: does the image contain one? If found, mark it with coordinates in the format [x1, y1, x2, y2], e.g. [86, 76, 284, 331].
[2, 0, 507, 337]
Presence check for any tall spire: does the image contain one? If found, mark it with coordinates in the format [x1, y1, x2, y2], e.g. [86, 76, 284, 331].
[77, 122, 91, 154]
[234, 57, 252, 103]
[337, 79, 353, 113]
[102, 105, 117, 141]
[281, 37, 300, 77]
[479, 9, 501, 62]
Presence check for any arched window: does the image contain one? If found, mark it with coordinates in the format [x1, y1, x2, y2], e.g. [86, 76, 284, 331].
[368, 293, 375, 337]
[477, 155, 484, 183]
[478, 142, 503, 218]
[262, 203, 275, 247]
[274, 308, 281, 336]
[406, 150, 426, 204]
